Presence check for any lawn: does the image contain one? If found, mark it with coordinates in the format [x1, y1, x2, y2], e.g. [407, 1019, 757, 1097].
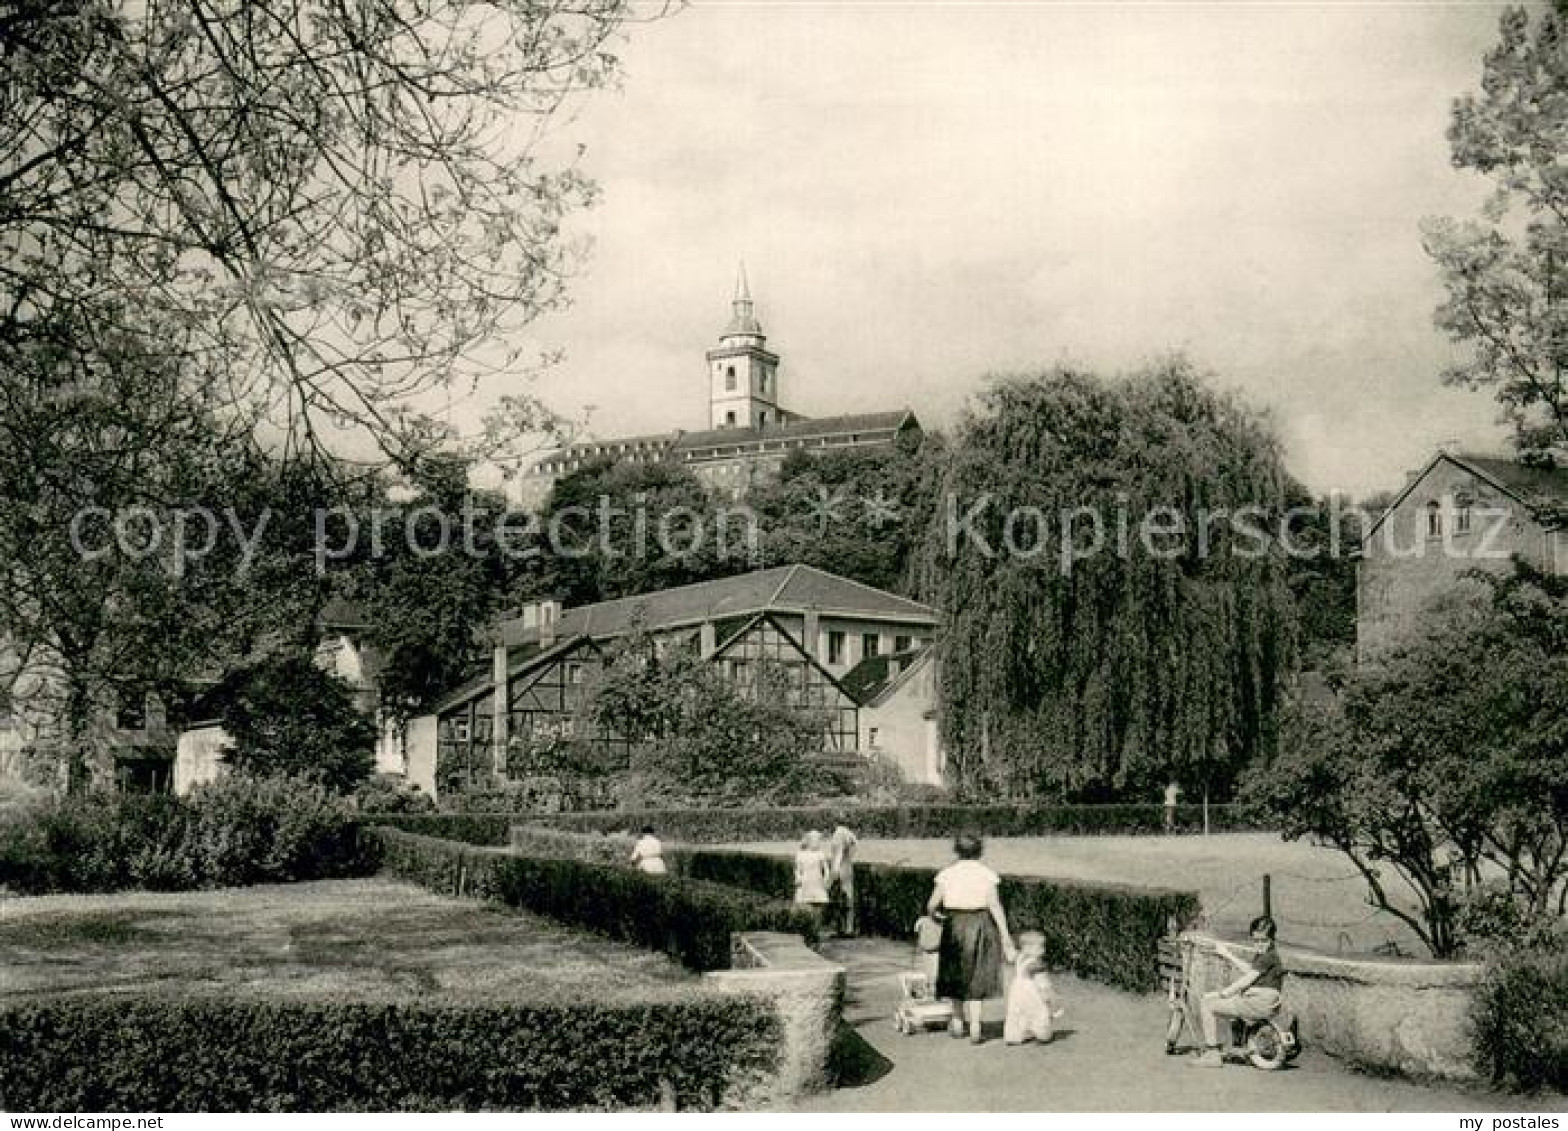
[733, 833, 1429, 956]
[0, 877, 693, 1001]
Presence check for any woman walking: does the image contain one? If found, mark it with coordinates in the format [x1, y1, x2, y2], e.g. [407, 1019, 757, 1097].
[928, 834, 1016, 1044]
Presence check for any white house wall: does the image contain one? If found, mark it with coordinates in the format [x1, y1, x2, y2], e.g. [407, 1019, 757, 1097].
[174, 724, 230, 794]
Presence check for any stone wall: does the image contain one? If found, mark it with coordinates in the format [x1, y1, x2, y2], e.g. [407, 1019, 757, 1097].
[1187, 934, 1481, 1081]
[702, 931, 845, 1104]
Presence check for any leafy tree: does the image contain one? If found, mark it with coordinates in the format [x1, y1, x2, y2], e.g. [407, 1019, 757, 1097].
[209, 651, 377, 793]
[1283, 491, 1362, 668]
[524, 458, 755, 608]
[915, 360, 1298, 802]
[750, 434, 942, 595]
[1, 0, 642, 468]
[1246, 564, 1568, 958]
[587, 637, 842, 806]
[346, 456, 512, 722]
[1424, 4, 1568, 459]
[0, 321, 330, 787]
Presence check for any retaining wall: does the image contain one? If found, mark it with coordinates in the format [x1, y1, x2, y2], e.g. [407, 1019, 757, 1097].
[703, 932, 845, 1102]
[1188, 934, 1482, 1081]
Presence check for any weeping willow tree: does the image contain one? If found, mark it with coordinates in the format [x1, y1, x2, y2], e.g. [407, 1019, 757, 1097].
[914, 360, 1298, 802]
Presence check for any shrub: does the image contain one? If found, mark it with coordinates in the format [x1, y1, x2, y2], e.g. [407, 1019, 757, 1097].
[0, 792, 193, 894]
[182, 775, 367, 886]
[676, 846, 1197, 993]
[0, 775, 372, 895]
[353, 774, 437, 815]
[372, 828, 819, 971]
[1472, 943, 1568, 1092]
[0, 993, 781, 1111]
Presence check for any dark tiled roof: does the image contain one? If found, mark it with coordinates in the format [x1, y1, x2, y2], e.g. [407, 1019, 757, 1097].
[495, 564, 936, 649]
[1458, 454, 1568, 511]
[671, 410, 917, 454]
[839, 648, 929, 706]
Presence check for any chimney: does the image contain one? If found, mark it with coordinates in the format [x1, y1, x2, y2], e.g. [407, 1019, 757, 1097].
[491, 641, 509, 776]
[888, 656, 903, 680]
[1438, 438, 1462, 456]
[700, 620, 718, 658]
[522, 599, 562, 647]
[802, 610, 820, 658]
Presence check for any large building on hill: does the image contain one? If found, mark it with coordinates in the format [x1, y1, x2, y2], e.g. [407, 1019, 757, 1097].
[406, 564, 944, 800]
[515, 270, 922, 507]
[1357, 449, 1567, 658]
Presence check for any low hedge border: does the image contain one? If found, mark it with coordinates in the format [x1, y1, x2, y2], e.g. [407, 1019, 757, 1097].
[370, 803, 1261, 846]
[372, 827, 819, 972]
[0, 993, 780, 1111]
[541, 803, 1262, 841]
[505, 824, 1196, 994]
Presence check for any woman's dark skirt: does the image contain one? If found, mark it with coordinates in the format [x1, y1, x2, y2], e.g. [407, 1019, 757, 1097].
[937, 909, 1002, 1001]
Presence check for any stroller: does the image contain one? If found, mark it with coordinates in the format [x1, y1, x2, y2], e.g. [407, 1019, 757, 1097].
[893, 914, 955, 1035]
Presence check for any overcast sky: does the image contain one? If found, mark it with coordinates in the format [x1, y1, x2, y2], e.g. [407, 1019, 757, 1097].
[468, 0, 1521, 497]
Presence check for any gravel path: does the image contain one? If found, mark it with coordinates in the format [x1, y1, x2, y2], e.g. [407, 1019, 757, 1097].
[798, 937, 1551, 1113]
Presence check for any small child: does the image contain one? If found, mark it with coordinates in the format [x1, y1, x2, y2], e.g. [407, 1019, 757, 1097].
[1004, 930, 1064, 1045]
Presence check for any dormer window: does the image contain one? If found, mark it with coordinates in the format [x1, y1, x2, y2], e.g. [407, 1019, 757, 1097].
[1426, 500, 1443, 538]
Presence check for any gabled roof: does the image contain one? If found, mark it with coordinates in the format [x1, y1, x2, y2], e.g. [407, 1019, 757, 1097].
[431, 634, 593, 715]
[671, 410, 919, 454]
[1364, 450, 1568, 541]
[496, 564, 937, 648]
[839, 647, 932, 707]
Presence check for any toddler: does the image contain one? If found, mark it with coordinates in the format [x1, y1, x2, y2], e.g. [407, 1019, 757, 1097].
[1004, 930, 1063, 1045]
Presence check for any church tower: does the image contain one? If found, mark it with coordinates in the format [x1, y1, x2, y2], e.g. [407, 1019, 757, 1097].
[706, 264, 782, 430]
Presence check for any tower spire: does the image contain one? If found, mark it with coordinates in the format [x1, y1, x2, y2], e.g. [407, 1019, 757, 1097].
[725, 261, 761, 338]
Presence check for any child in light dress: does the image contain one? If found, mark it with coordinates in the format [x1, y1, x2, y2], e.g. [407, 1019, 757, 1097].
[1004, 930, 1064, 1045]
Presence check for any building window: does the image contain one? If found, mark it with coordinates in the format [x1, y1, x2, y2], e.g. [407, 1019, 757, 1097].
[894, 635, 912, 654]
[565, 662, 583, 684]
[759, 411, 768, 427]
[868, 727, 880, 748]
[1455, 505, 1472, 535]
[862, 633, 880, 660]
[726, 366, 736, 391]
[725, 411, 736, 427]
[1426, 500, 1443, 538]
[827, 631, 845, 665]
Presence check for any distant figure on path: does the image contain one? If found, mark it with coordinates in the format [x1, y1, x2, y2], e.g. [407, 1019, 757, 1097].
[828, 824, 859, 936]
[928, 834, 1016, 1044]
[1163, 781, 1183, 834]
[794, 830, 831, 917]
[630, 825, 667, 875]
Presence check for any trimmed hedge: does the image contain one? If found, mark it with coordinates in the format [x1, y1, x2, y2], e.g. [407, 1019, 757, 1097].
[366, 804, 1262, 848]
[675, 846, 1196, 994]
[1473, 945, 1568, 1092]
[530, 803, 1263, 842]
[0, 993, 780, 1111]
[373, 827, 819, 971]
[366, 812, 516, 845]
[501, 826, 1199, 994]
